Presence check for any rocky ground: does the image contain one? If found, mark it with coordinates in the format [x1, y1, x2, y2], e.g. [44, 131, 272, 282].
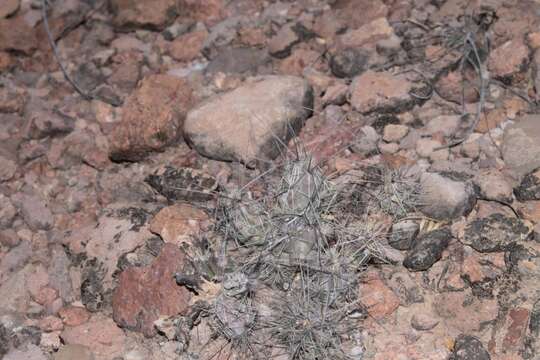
[1, 0, 540, 359]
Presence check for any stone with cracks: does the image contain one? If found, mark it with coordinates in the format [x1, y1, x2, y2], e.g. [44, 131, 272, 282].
[403, 228, 452, 271]
[112, 243, 191, 337]
[184, 75, 313, 167]
[502, 115, 540, 180]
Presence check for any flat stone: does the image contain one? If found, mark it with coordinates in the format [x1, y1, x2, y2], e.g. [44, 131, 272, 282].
[359, 271, 400, 320]
[149, 204, 210, 246]
[54, 344, 95, 360]
[184, 75, 313, 167]
[473, 169, 514, 203]
[110, 0, 177, 31]
[449, 335, 490, 360]
[350, 70, 419, 114]
[0, 17, 36, 54]
[112, 243, 191, 337]
[4, 344, 48, 360]
[502, 115, 540, 179]
[514, 168, 540, 201]
[0, 0, 19, 18]
[383, 124, 409, 142]
[11, 193, 54, 231]
[389, 220, 420, 251]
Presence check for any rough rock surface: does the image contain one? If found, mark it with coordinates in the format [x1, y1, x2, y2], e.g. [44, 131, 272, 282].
[502, 115, 540, 179]
[184, 75, 313, 166]
[403, 228, 452, 271]
[109, 74, 193, 161]
[112, 243, 191, 337]
[110, 0, 177, 30]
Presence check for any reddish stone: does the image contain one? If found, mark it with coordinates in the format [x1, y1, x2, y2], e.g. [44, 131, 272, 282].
[112, 243, 191, 337]
[110, 0, 177, 30]
[149, 204, 210, 247]
[179, 0, 226, 26]
[503, 308, 530, 349]
[359, 271, 400, 320]
[33, 287, 58, 306]
[108, 74, 193, 161]
[59, 306, 91, 327]
[0, 17, 36, 55]
[489, 39, 529, 83]
[169, 30, 208, 62]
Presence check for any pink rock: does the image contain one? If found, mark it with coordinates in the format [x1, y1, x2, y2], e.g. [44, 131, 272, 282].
[112, 243, 191, 337]
[149, 204, 210, 246]
[60, 315, 126, 360]
[39, 315, 64, 332]
[58, 306, 91, 327]
[489, 39, 529, 83]
[359, 271, 400, 320]
[110, 0, 177, 30]
[169, 30, 208, 62]
[0, 16, 36, 54]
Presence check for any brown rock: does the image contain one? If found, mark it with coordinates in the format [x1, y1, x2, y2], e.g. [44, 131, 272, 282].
[179, 0, 226, 26]
[268, 24, 300, 58]
[110, 0, 177, 30]
[112, 243, 191, 337]
[504, 308, 530, 348]
[476, 107, 507, 133]
[108, 50, 143, 93]
[279, 48, 320, 76]
[58, 306, 91, 327]
[383, 124, 409, 142]
[0, 51, 12, 72]
[473, 168, 513, 203]
[0, 17, 36, 54]
[338, 17, 393, 49]
[109, 74, 193, 161]
[47, 129, 110, 170]
[238, 27, 266, 47]
[39, 316, 64, 332]
[33, 286, 58, 306]
[0, 0, 19, 18]
[0, 87, 26, 114]
[149, 204, 210, 246]
[336, 0, 388, 29]
[169, 30, 208, 62]
[54, 344, 95, 360]
[60, 315, 126, 360]
[350, 70, 417, 114]
[359, 271, 400, 320]
[435, 70, 479, 104]
[489, 39, 529, 83]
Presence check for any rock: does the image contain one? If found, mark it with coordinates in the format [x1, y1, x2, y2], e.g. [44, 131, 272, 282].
[415, 138, 441, 158]
[11, 193, 53, 231]
[145, 166, 218, 202]
[112, 243, 191, 337]
[0, 17, 36, 54]
[0, 194, 16, 229]
[184, 75, 313, 166]
[462, 213, 530, 253]
[474, 170, 513, 206]
[206, 47, 270, 75]
[359, 271, 400, 320]
[60, 315, 125, 360]
[4, 344, 48, 360]
[502, 115, 540, 179]
[110, 0, 177, 31]
[279, 48, 320, 76]
[22, 109, 74, 140]
[0, 0, 19, 18]
[169, 29, 208, 62]
[425, 115, 461, 137]
[419, 172, 476, 221]
[54, 344, 95, 360]
[488, 38, 529, 83]
[38, 316, 64, 332]
[435, 70, 479, 104]
[149, 204, 210, 246]
[329, 48, 369, 78]
[0, 87, 26, 114]
[109, 74, 193, 161]
[268, 24, 300, 58]
[389, 220, 419, 251]
[58, 306, 91, 327]
[47, 129, 110, 170]
[0, 241, 32, 283]
[499, 308, 531, 354]
[178, 0, 226, 26]
[449, 335, 491, 360]
[338, 17, 394, 48]
[403, 228, 452, 271]
[411, 313, 439, 331]
[0, 229, 19, 247]
[48, 245, 74, 303]
[108, 50, 143, 93]
[351, 125, 380, 155]
[383, 124, 409, 143]
[350, 70, 420, 114]
[0, 154, 17, 182]
[514, 168, 540, 201]
[40, 331, 61, 351]
[321, 82, 349, 106]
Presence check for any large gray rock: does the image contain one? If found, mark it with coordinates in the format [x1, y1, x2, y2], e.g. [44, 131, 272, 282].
[184, 76, 313, 167]
[419, 172, 476, 221]
[502, 115, 540, 179]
